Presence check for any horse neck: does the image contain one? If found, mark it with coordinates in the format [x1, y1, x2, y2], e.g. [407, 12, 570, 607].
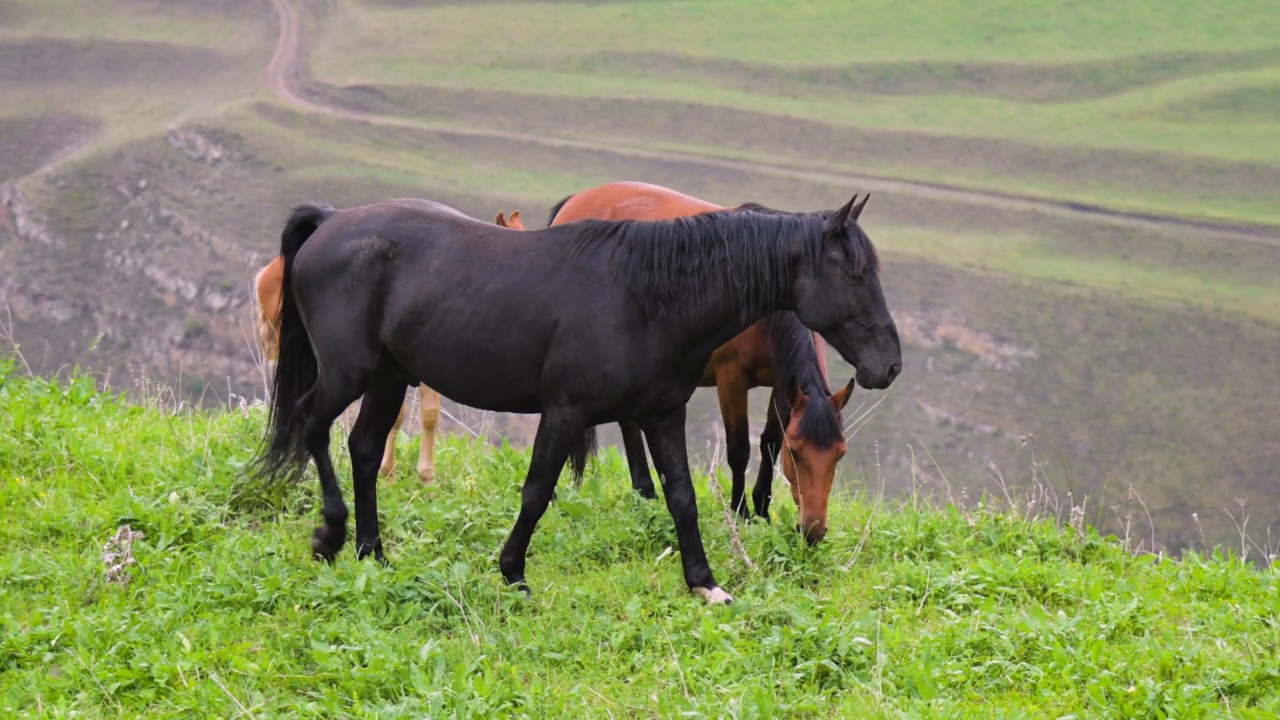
[670, 213, 805, 352]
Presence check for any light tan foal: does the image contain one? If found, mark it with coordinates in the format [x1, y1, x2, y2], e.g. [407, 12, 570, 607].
[253, 265, 441, 485]
[252, 209, 527, 482]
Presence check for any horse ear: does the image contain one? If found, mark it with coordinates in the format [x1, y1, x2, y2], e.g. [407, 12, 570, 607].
[494, 211, 508, 227]
[509, 210, 522, 229]
[849, 193, 870, 223]
[822, 194, 858, 235]
[831, 376, 857, 411]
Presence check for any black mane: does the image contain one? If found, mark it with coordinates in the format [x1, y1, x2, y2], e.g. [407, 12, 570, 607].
[764, 312, 844, 448]
[567, 205, 877, 325]
[546, 193, 574, 227]
[735, 201, 879, 276]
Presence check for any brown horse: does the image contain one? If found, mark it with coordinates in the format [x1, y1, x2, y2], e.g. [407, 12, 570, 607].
[549, 181, 862, 543]
[252, 210, 528, 484]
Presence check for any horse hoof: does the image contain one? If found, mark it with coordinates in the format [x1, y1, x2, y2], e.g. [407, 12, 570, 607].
[311, 525, 345, 562]
[418, 467, 435, 485]
[356, 540, 386, 564]
[692, 586, 734, 605]
[378, 463, 396, 478]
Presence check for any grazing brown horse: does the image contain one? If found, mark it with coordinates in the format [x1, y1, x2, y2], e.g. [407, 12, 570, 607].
[549, 181, 864, 544]
[252, 210, 528, 484]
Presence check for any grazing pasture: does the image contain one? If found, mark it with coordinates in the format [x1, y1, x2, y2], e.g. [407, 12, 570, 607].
[2, 364, 1279, 717]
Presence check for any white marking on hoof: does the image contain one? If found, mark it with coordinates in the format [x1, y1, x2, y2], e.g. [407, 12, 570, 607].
[693, 586, 734, 605]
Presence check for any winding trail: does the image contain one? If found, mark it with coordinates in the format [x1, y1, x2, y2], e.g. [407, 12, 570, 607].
[265, 0, 1276, 243]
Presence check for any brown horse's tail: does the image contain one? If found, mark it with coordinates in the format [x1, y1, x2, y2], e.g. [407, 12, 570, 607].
[546, 193, 574, 227]
[253, 203, 335, 483]
[567, 426, 597, 483]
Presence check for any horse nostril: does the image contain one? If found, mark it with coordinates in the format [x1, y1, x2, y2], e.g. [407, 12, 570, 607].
[805, 525, 828, 545]
[887, 362, 901, 383]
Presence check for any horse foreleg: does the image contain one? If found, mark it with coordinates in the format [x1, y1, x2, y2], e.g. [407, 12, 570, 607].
[349, 375, 408, 564]
[619, 420, 657, 498]
[379, 398, 406, 479]
[752, 387, 785, 521]
[716, 372, 752, 519]
[498, 408, 584, 594]
[641, 406, 731, 604]
[416, 386, 440, 485]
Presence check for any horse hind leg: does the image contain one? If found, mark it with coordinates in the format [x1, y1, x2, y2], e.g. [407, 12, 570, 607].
[498, 407, 587, 594]
[619, 420, 657, 499]
[349, 372, 409, 564]
[716, 373, 752, 519]
[416, 386, 440, 485]
[302, 376, 366, 562]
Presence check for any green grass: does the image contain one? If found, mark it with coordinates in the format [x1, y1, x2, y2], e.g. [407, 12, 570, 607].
[323, 0, 1280, 66]
[4, 361, 1280, 718]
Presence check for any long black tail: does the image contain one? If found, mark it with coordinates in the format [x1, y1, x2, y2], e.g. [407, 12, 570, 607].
[252, 203, 335, 483]
[546, 193, 574, 227]
[567, 426, 598, 484]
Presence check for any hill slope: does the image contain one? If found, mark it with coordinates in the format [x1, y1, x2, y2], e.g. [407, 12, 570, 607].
[2, 363, 1279, 717]
[1, 0, 1278, 551]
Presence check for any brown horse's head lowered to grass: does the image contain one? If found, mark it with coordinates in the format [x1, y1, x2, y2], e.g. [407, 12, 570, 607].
[777, 376, 857, 544]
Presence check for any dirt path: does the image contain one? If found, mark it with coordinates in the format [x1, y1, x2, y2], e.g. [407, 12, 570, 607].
[265, 0, 1277, 243]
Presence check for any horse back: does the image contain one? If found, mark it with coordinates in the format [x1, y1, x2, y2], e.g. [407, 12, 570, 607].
[553, 181, 723, 225]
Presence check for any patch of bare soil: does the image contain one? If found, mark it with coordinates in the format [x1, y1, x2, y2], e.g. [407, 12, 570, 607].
[851, 254, 1280, 553]
[117, 0, 262, 15]
[0, 0, 27, 24]
[356, 84, 1280, 227]
[0, 38, 224, 88]
[0, 113, 99, 181]
[530, 46, 1280, 104]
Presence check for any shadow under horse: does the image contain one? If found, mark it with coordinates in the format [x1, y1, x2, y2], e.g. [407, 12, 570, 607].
[254, 195, 901, 604]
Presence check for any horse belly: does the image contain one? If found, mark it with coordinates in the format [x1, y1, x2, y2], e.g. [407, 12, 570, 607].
[385, 312, 547, 413]
[397, 351, 543, 413]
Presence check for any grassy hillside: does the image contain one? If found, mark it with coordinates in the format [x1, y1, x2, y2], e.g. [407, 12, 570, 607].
[2, 0, 1278, 555]
[2, 362, 1279, 718]
[311, 0, 1280, 224]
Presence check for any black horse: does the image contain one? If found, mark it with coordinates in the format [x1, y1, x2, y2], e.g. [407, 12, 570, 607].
[254, 195, 901, 604]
